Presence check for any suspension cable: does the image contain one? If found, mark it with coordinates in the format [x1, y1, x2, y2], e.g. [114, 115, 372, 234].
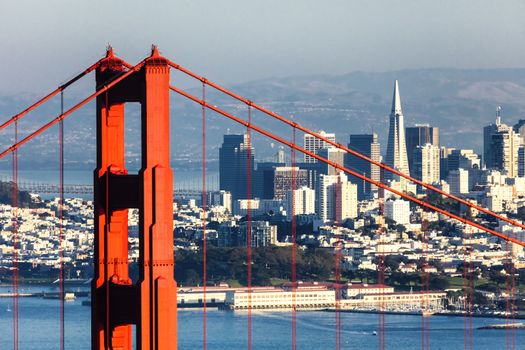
[12, 120, 19, 350]
[201, 81, 208, 350]
[291, 126, 297, 350]
[59, 90, 65, 350]
[246, 105, 253, 350]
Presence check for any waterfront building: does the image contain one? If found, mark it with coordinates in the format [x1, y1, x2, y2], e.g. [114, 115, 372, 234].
[340, 291, 446, 310]
[344, 283, 394, 298]
[303, 130, 336, 163]
[406, 124, 439, 174]
[345, 133, 381, 199]
[385, 80, 410, 179]
[225, 287, 335, 310]
[219, 134, 255, 201]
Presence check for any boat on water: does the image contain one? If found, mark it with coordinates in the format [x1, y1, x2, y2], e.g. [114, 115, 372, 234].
[478, 323, 525, 330]
[372, 331, 377, 336]
[43, 292, 76, 301]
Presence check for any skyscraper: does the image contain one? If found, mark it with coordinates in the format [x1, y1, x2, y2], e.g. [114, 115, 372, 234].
[483, 111, 520, 178]
[385, 80, 410, 179]
[345, 133, 381, 199]
[273, 166, 309, 200]
[406, 124, 439, 173]
[303, 130, 336, 163]
[219, 134, 254, 201]
[316, 147, 346, 176]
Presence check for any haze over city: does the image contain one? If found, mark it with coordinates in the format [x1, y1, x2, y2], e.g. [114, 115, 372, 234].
[1, 2, 525, 350]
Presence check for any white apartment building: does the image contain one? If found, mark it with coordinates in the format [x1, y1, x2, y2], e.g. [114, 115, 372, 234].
[285, 186, 315, 220]
[384, 199, 410, 225]
[317, 172, 357, 223]
[413, 143, 440, 184]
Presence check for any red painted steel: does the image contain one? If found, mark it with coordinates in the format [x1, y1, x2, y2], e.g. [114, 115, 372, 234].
[201, 82, 208, 350]
[12, 121, 19, 350]
[170, 85, 525, 248]
[291, 127, 297, 350]
[92, 46, 177, 350]
[167, 59, 525, 234]
[59, 91, 65, 350]
[246, 106, 253, 350]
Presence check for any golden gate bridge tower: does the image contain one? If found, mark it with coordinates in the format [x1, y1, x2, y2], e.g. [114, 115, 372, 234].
[92, 47, 177, 350]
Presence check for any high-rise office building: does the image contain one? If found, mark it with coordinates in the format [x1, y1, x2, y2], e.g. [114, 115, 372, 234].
[303, 131, 336, 163]
[413, 144, 440, 184]
[385, 80, 410, 179]
[519, 146, 525, 177]
[483, 112, 520, 178]
[253, 162, 285, 199]
[345, 133, 381, 199]
[513, 119, 525, 145]
[406, 124, 439, 173]
[448, 169, 469, 195]
[316, 147, 346, 176]
[273, 166, 309, 200]
[317, 172, 357, 223]
[219, 134, 254, 201]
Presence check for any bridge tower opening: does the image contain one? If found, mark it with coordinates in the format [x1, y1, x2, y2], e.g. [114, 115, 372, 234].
[92, 46, 177, 350]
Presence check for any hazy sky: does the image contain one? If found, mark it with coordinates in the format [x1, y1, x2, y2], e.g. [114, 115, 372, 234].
[1, 0, 524, 95]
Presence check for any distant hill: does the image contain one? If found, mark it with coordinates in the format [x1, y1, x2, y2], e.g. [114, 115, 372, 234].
[1, 68, 525, 170]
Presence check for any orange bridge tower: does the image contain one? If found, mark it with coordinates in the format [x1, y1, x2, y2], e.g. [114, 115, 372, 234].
[92, 46, 177, 350]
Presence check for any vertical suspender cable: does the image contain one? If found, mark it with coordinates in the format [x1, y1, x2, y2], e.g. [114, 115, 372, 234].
[421, 193, 429, 350]
[334, 176, 341, 350]
[12, 120, 19, 350]
[201, 82, 208, 350]
[291, 127, 297, 350]
[378, 167, 385, 350]
[59, 91, 65, 350]
[246, 105, 253, 350]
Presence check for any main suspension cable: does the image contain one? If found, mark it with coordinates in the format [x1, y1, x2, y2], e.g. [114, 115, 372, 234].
[59, 90, 65, 350]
